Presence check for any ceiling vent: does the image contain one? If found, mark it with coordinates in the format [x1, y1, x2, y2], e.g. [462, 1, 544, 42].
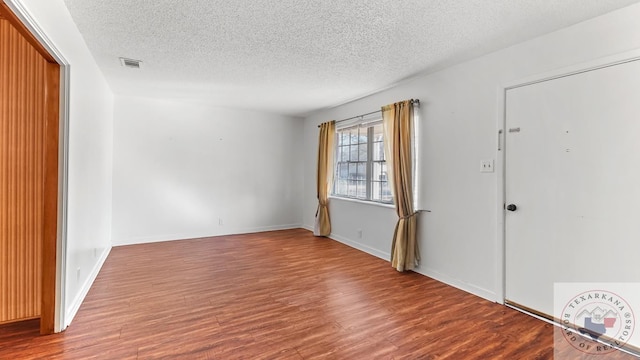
[119, 57, 142, 69]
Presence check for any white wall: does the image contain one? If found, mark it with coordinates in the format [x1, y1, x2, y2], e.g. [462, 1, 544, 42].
[302, 3, 640, 302]
[17, 0, 115, 326]
[111, 96, 303, 245]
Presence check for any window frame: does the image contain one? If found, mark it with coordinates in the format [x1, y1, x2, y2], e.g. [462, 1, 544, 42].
[331, 120, 393, 205]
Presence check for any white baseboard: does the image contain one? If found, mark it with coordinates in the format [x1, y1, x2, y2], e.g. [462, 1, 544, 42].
[300, 224, 391, 260]
[329, 233, 391, 262]
[113, 223, 303, 246]
[302, 223, 391, 260]
[65, 246, 111, 327]
[301, 224, 497, 303]
[413, 266, 497, 302]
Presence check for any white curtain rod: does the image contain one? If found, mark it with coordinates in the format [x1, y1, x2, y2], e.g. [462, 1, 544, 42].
[318, 99, 420, 128]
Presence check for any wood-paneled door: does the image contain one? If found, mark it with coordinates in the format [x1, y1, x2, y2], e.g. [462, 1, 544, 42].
[0, 1, 60, 335]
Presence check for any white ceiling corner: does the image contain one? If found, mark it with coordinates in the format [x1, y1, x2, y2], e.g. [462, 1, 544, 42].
[61, 0, 640, 116]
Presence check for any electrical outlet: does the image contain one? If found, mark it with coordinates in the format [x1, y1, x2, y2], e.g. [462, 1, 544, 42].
[76, 268, 81, 281]
[357, 229, 362, 239]
[218, 218, 223, 226]
[480, 159, 494, 173]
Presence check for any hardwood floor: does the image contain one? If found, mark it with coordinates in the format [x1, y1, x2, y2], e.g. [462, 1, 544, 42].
[0, 228, 636, 359]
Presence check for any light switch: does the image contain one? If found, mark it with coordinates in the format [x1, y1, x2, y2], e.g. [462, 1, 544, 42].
[480, 159, 494, 173]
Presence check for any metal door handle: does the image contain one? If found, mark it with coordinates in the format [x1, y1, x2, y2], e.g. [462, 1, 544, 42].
[506, 204, 517, 211]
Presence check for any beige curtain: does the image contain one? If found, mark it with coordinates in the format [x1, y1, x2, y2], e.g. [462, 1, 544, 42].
[314, 121, 336, 237]
[382, 100, 418, 271]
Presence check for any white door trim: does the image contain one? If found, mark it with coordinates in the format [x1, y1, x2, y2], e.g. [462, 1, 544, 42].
[5, 0, 71, 333]
[497, 47, 640, 306]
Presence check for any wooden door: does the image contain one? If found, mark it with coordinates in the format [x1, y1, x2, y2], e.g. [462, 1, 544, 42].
[504, 58, 640, 318]
[0, 2, 59, 334]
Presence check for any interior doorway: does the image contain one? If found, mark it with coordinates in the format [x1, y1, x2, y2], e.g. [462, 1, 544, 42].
[0, 1, 61, 334]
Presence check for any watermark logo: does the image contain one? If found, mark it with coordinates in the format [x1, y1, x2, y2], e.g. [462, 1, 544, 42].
[561, 290, 634, 355]
[555, 283, 638, 358]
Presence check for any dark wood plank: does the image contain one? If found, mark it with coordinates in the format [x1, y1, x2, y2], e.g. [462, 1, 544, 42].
[41, 61, 60, 335]
[0, 229, 636, 359]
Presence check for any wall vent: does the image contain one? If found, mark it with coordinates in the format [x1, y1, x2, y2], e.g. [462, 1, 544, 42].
[119, 57, 142, 69]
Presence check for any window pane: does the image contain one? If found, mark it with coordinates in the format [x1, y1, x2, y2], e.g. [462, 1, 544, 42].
[373, 162, 389, 181]
[358, 144, 367, 161]
[350, 145, 358, 161]
[350, 129, 358, 145]
[338, 163, 348, 179]
[373, 141, 384, 161]
[371, 181, 381, 201]
[347, 179, 357, 197]
[381, 181, 392, 202]
[340, 146, 348, 161]
[358, 126, 367, 144]
[357, 163, 366, 180]
[335, 180, 347, 195]
[373, 124, 384, 159]
[373, 162, 382, 181]
[348, 163, 358, 180]
[356, 180, 366, 198]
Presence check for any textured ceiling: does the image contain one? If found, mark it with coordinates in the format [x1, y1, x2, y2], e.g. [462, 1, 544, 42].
[62, 0, 639, 116]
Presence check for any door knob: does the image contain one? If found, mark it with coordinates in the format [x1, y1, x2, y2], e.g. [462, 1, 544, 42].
[506, 204, 517, 211]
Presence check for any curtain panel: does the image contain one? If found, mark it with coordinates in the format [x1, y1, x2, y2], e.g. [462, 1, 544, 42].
[382, 100, 419, 271]
[314, 121, 335, 236]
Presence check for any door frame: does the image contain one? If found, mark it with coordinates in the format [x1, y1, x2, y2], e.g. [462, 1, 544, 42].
[4, 0, 71, 333]
[497, 48, 640, 309]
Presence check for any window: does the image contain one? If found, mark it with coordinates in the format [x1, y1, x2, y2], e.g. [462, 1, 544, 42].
[333, 121, 393, 203]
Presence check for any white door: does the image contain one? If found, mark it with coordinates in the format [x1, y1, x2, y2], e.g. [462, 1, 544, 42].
[505, 58, 640, 317]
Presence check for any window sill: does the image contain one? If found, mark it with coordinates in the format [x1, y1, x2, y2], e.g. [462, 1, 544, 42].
[329, 195, 396, 210]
